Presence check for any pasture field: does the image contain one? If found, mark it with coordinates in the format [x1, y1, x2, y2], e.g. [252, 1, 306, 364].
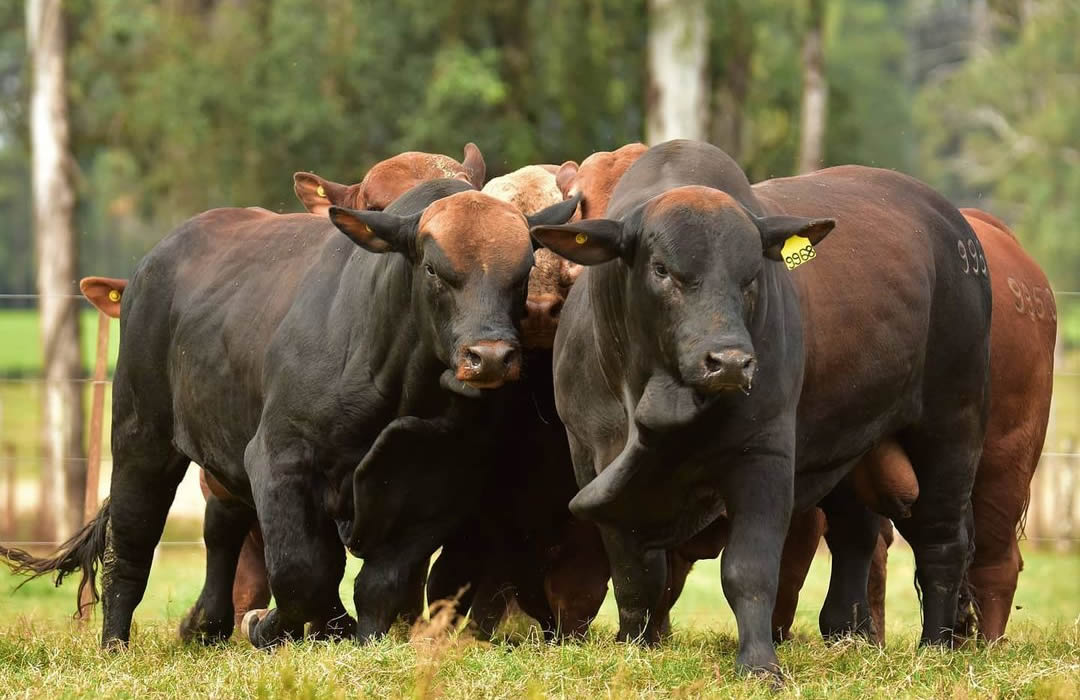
[1, 535, 1077, 698]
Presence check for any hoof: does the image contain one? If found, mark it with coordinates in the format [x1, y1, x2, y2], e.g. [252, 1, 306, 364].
[240, 608, 270, 645]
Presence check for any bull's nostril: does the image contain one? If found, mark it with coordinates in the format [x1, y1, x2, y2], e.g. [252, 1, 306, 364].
[705, 352, 723, 374]
[464, 350, 483, 370]
[503, 348, 519, 369]
[742, 356, 755, 369]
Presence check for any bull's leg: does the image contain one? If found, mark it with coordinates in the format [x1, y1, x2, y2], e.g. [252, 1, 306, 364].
[867, 517, 893, 644]
[466, 573, 516, 638]
[231, 528, 271, 628]
[967, 440, 1034, 642]
[102, 447, 189, 647]
[817, 478, 881, 642]
[179, 494, 256, 643]
[599, 526, 669, 645]
[427, 537, 484, 618]
[968, 536, 1021, 642]
[243, 444, 349, 648]
[895, 433, 979, 646]
[771, 508, 826, 643]
[721, 455, 792, 677]
[353, 554, 428, 642]
[511, 566, 560, 640]
[543, 518, 610, 640]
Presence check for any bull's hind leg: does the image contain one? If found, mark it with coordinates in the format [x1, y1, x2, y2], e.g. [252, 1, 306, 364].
[179, 495, 257, 643]
[817, 477, 880, 642]
[232, 528, 271, 627]
[102, 446, 189, 646]
[895, 427, 981, 646]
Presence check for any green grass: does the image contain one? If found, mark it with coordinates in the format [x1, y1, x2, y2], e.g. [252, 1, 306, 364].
[1, 539, 1077, 698]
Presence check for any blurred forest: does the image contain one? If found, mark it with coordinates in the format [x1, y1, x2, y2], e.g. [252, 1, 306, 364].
[1, 0, 1078, 338]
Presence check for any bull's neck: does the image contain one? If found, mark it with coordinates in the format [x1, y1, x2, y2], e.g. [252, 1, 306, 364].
[586, 262, 639, 390]
[344, 252, 445, 410]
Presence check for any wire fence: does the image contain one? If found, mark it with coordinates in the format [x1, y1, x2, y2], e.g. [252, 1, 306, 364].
[1, 289, 1078, 548]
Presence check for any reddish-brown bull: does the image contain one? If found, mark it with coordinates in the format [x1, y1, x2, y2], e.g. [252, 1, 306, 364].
[293, 144, 486, 215]
[554, 143, 647, 222]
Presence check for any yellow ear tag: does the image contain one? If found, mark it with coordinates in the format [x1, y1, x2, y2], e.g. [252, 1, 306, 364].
[316, 185, 327, 199]
[107, 289, 121, 302]
[575, 233, 588, 245]
[780, 235, 816, 271]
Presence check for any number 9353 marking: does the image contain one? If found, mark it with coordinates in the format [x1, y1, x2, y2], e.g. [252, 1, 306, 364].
[1007, 277, 1056, 321]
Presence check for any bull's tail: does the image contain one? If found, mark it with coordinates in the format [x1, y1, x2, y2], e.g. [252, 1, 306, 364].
[0, 499, 110, 617]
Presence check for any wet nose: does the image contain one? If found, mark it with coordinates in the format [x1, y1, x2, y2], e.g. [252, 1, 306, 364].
[526, 297, 563, 323]
[457, 341, 522, 388]
[702, 349, 757, 393]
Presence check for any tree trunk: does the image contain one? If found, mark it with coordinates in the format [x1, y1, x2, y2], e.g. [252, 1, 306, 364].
[797, 0, 828, 174]
[27, 0, 85, 540]
[647, 0, 709, 145]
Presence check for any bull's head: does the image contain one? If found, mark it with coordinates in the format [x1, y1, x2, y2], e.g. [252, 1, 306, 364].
[532, 186, 834, 396]
[329, 190, 578, 395]
[294, 143, 486, 216]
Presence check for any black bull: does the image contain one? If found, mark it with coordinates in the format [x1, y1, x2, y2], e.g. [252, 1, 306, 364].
[531, 140, 991, 676]
[0, 178, 581, 649]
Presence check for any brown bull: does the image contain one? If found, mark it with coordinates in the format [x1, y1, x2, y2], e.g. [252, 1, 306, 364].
[293, 143, 486, 215]
[769, 208, 1057, 642]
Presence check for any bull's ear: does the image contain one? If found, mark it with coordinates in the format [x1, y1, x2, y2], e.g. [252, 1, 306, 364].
[555, 160, 579, 198]
[526, 192, 582, 231]
[530, 218, 629, 265]
[462, 142, 486, 188]
[756, 215, 836, 261]
[79, 276, 128, 318]
[294, 172, 360, 216]
[329, 206, 420, 257]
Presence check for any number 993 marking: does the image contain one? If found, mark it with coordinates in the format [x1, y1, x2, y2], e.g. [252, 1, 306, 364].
[957, 239, 988, 277]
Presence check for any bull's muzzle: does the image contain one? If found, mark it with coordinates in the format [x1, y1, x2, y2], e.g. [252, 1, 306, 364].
[456, 340, 521, 389]
[699, 349, 757, 394]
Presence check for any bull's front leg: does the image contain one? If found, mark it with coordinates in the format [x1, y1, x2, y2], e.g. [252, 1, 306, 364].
[721, 453, 793, 679]
[601, 526, 670, 645]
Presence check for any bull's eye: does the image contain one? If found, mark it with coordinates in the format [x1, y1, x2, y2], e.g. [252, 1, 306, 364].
[424, 263, 437, 278]
[652, 262, 669, 279]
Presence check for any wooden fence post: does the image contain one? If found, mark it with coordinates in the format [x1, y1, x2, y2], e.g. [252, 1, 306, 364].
[78, 310, 110, 620]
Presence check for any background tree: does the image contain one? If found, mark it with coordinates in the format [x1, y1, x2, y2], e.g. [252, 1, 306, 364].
[26, 0, 84, 538]
[797, 0, 827, 173]
[646, 0, 709, 143]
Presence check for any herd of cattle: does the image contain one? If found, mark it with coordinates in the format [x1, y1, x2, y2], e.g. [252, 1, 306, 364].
[1, 139, 1057, 678]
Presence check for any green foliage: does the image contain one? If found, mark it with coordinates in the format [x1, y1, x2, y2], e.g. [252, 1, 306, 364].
[915, 0, 1080, 292]
[0, 0, 1075, 302]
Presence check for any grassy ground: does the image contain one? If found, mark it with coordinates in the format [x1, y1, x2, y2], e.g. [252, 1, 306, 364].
[1, 536, 1077, 698]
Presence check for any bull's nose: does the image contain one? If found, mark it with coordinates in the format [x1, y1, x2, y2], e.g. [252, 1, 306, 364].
[526, 296, 563, 322]
[456, 341, 522, 388]
[702, 349, 757, 393]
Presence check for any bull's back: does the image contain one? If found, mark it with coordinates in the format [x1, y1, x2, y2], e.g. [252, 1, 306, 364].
[116, 208, 347, 476]
[964, 211, 1055, 518]
[753, 166, 992, 473]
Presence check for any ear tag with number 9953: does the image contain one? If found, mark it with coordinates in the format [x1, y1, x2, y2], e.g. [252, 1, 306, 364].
[781, 235, 817, 271]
